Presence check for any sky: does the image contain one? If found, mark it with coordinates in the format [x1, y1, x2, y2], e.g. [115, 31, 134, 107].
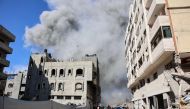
[0, 0, 49, 73]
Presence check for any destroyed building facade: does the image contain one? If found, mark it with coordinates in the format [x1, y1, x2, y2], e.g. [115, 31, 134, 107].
[24, 50, 101, 109]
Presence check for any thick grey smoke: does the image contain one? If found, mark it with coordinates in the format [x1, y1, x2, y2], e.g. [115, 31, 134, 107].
[24, 0, 131, 105]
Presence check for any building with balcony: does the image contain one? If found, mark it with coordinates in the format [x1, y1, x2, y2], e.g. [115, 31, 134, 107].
[24, 50, 101, 109]
[4, 71, 27, 99]
[124, 0, 190, 108]
[0, 25, 15, 96]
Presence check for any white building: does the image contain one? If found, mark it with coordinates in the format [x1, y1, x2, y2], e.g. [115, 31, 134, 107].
[4, 71, 27, 99]
[24, 50, 100, 109]
[124, 0, 190, 108]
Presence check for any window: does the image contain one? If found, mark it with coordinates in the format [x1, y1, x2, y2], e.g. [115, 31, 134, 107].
[39, 71, 42, 75]
[65, 96, 71, 100]
[75, 83, 83, 90]
[29, 60, 33, 67]
[37, 84, 40, 90]
[42, 83, 45, 89]
[147, 78, 150, 83]
[74, 96, 82, 100]
[58, 83, 64, 91]
[8, 83, 13, 88]
[50, 83, 55, 90]
[162, 26, 172, 38]
[140, 79, 145, 87]
[51, 96, 54, 99]
[45, 70, 48, 76]
[40, 57, 43, 63]
[7, 92, 12, 96]
[51, 69, 56, 77]
[28, 75, 31, 80]
[151, 28, 162, 51]
[59, 69, 64, 77]
[68, 69, 72, 76]
[153, 72, 158, 80]
[76, 69, 83, 77]
[57, 96, 63, 99]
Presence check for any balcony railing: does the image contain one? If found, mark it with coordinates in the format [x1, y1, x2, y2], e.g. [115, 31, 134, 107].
[0, 41, 13, 54]
[0, 57, 10, 67]
[147, 0, 165, 25]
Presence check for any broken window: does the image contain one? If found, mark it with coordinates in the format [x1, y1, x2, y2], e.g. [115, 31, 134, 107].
[51, 69, 56, 77]
[76, 69, 83, 77]
[75, 83, 83, 91]
[59, 69, 64, 77]
[8, 83, 13, 88]
[58, 83, 64, 91]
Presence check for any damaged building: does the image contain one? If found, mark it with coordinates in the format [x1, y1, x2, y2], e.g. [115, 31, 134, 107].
[125, 0, 190, 108]
[24, 49, 101, 109]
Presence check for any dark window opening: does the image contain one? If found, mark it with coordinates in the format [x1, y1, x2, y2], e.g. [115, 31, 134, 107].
[76, 69, 83, 77]
[59, 69, 64, 77]
[74, 96, 82, 100]
[28, 75, 31, 80]
[58, 83, 64, 91]
[147, 78, 150, 83]
[42, 83, 45, 89]
[8, 83, 13, 88]
[57, 96, 63, 99]
[50, 83, 55, 90]
[51, 69, 56, 77]
[40, 57, 43, 63]
[45, 70, 48, 76]
[7, 92, 12, 96]
[151, 28, 162, 51]
[51, 96, 54, 99]
[153, 72, 158, 80]
[37, 84, 40, 90]
[65, 96, 71, 100]
[140, 79, 145, 87]
[39, 71, 43, 75]
[29, 60, 33, 67]
[162, 26, 172, 38]
[68, 69, 72, 76]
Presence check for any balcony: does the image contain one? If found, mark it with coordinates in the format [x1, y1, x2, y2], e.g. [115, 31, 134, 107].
[0, 41, 13, 54]
[151, 38, 174, 66]
[150, 16, 170, 41]
[0, 57, 10, 67]
[147, 0, 165, 25]
[0, 25, 15, 42]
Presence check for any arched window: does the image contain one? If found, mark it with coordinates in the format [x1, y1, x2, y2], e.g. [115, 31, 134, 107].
[68, 69, 72, 76]
[50, 83, 55, 90]
[75, 83, 83, 90]
[58, 83, 64, 91]
[76, 69, 83, 77]
[51, 69, 56, 77]
[59, 69, 64, 77]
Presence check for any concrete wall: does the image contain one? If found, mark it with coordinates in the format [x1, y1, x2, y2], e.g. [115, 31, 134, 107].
[0, 97, 76, 109]
[167, 0, 190, 53]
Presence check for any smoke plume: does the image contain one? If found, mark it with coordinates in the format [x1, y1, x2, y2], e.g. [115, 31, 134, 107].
[24, 0, 131, 105]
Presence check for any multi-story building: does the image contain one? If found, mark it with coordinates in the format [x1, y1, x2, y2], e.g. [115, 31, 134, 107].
[0, 25, 15, 96]
[24, 50, 100, 109]
[4, 71, 27, 99]
[125, 0, 190, 108]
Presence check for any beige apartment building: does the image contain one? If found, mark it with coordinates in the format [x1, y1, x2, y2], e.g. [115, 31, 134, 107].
[0, 25, 15, 96]
[24, 50, 100, 109]
[125, 0, 190, 108]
